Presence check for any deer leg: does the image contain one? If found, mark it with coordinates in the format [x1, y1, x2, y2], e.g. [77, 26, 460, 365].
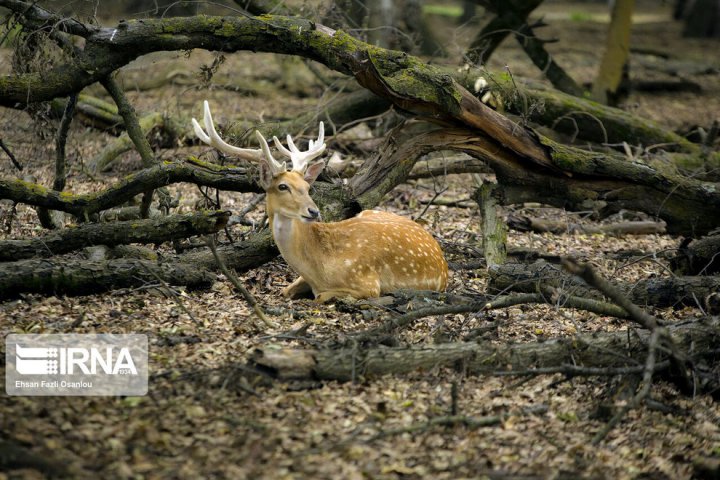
[314, 290, 356, 304]
[283, 277, 314, 299]
[314, 284, 381, 304]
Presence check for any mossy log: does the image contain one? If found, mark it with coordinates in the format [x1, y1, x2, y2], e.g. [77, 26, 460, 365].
[0, 158, 259, 217]
[450, 69, 703, 155]
[0, 211, 230, 261]
[488, 260, 720, 309]
[354, 126, 720, 237]
[176, 229, 278, 273]
[0, 257, 215, 299]
[250, 316, 720, 384]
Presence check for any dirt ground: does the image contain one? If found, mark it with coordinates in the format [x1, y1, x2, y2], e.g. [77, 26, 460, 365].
[1, 1, 719, 479]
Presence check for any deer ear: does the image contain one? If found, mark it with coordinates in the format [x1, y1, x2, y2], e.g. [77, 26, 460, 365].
[304, 160, 325, 185]
[259, 162, 274, 190]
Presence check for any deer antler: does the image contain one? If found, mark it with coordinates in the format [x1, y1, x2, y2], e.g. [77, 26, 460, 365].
[192, 100, 287, 175]
[272, 121, 326, 173]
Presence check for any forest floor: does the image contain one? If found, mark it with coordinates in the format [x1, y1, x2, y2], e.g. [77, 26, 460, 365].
[1, 1, 719, 479]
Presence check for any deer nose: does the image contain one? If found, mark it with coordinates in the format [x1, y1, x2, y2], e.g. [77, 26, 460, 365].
[307, 207, 321, 220]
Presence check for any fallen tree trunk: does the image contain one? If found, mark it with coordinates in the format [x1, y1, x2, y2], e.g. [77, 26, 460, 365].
[507, 216, 666, 236]
[0, 257, 215, 298]
[451, 70, 705, 156]
[250, 316, 720, 385]
[671, 235, 720, 275]
[353, 126, 720, 237]
[0, 210, 230, 261]
[176, 229, 278, 273]
[488, 261, 720, 309]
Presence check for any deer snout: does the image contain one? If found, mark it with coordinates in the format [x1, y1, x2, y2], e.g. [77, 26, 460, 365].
[303, 207, 320, 222]
[308, 208, 320, 220]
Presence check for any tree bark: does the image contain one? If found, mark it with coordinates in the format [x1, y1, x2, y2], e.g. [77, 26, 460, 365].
[474, 183, 507, 267]
[0, 158, 258, 218]
[488, 260, 720, 309]
[0, 257, 215, 298]
[250, 316, 720, 383]
[465, 0, 544, 66]
[0, 211, 230, 261]
[671, 235, 720, 275]
[592, 0, 635, 105]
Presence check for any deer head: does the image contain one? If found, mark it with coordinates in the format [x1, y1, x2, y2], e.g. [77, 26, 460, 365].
[192, 100, 327, 219]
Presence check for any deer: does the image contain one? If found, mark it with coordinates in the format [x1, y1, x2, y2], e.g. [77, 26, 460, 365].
[192, 101, 449, 303]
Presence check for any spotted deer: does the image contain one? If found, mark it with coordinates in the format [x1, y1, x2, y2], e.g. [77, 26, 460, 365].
[193, 101, 448, 303]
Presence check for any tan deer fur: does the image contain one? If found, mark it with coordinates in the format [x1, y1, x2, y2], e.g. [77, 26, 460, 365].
[192, 101, 449, 303]
[266, 171, 448, 303]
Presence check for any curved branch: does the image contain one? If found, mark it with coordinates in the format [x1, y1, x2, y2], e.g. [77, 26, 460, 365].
[0, 158, 259, 217]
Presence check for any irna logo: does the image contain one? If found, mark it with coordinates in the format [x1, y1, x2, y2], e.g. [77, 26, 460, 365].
[15, 344, 138, 375]
[6, 334, 148, 396]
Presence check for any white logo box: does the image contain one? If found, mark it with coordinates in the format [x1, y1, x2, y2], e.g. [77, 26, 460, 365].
[6, 334, 148, 396]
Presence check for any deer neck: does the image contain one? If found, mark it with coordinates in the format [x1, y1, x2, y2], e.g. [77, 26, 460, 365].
[271, 213, 319, 273]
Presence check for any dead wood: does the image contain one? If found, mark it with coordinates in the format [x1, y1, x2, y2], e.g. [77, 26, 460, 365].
[670, 234, 720, 275]
[0, 257, 215, 299]
[513, 19, 583, 96]
[408, 156, 492, 179]
[474, 183, 507, 267]
[354, 125, 719, 237]
[0, 158, 258, 218]
[507, 216, 666, 236]
[465, 0, 544, 66]
[0, 211, 230, 261]
[250, 316, 720, 383]
[176, 229, 278, 274]
[90, 112, 184, 172]
[205, 235, 274, 329]
[449, 68, 704, 155]
[50, 94, 123, 131]
[37, 93, 77, 230]
[350, 291, 629, 345]
[488, 260, 720, 309]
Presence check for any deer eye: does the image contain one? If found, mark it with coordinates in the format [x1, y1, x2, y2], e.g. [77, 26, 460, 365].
[278, 184, 290, 192]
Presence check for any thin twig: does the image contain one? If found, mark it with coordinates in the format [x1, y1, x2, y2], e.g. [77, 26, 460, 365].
[54, 93, 77, 191]
[562, 257, 659, 330]
[353, 294, 503, 341]
[0, 139, 23, 171]
[142, 265, 201, 325]
[205, 235, 275, 329]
